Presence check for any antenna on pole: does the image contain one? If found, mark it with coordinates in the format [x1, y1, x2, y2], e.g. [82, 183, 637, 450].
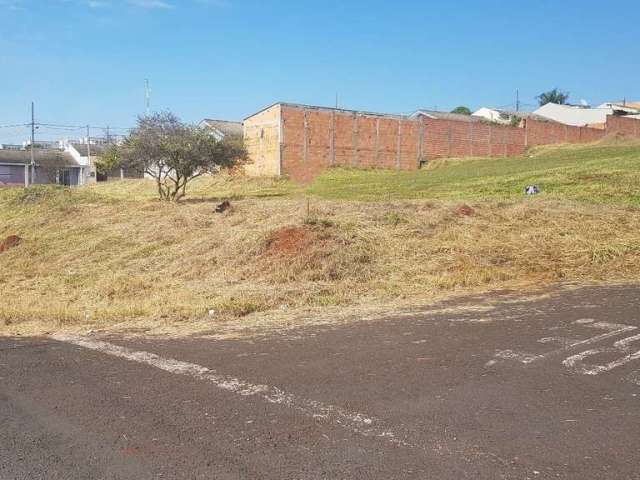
[516, 89, 520, 112]
[145, 79, 151, 116]
[335, 92, 339, 109]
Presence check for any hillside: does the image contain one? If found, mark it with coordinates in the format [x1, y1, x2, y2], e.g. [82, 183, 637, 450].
[1, 142, 639, 336]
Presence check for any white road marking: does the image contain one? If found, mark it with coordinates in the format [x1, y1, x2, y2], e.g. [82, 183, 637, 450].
[564, 333, 640, 375]
[565, 321, 637, 349]
[51, 334, 412, 448]
[493, 350, 543, 364]
[490, 321, 637, 366]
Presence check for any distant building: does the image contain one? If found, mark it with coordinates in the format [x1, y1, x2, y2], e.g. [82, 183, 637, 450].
[597, 101, 640, 115]
[199, 119, 243, 141]
[533, 103, 616, 128]
[0, 140, 108, 187]
[0, 144, 23, 151]
[0, 148, 86, 187]
[410, 109, 485, 123]
[472, 108, 549, 125]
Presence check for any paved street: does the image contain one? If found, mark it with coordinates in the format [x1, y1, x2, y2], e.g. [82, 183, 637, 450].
[1, 285, 639, 479]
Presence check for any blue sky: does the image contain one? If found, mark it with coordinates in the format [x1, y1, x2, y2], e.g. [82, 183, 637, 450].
[1, 0, 639, 142]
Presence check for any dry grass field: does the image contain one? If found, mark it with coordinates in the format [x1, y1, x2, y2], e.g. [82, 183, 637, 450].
[1, 141, 639, 336]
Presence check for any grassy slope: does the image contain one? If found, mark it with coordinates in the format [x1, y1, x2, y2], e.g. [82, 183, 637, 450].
[1, 142, 639, 335]
[307, 143, 640, 204]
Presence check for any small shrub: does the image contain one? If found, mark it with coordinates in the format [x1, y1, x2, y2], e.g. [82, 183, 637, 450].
[213, 296, 270, 317]
[303, 217, 334, 227]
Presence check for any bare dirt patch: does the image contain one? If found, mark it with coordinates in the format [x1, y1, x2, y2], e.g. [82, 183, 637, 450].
[0, 235, 21, 253]
[265, 226, 321, 256]
[456, 205, 475, 217]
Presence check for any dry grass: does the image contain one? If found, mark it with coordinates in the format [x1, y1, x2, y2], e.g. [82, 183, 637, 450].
[2, 141, 640, 336]
[1, 179, 640, 336]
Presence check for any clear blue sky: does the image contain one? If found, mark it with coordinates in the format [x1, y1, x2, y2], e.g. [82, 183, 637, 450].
[1, 0, 639, 142]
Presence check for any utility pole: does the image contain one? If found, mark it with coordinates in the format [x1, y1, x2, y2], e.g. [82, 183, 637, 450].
[30, 101, 35, 185]
[335, 93, 339, 109]
[516, 89, 520, 112]
[106, 125, 110, 144]
[86, 125, 91, 187]
[145, 79, 151, 116]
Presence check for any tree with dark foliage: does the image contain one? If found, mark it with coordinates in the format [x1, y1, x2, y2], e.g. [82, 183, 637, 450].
[101, 112, 247, 201]
[536, 88, 570, 106]
[450, 106, 472, 115]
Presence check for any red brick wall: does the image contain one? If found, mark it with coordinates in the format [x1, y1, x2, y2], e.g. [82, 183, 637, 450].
[606, 115, 640, 136]
[280, 106, 421, 182]
[420, 118, 526, 160]
[524, 119, 606, 146]
[275, 105, 640, 182]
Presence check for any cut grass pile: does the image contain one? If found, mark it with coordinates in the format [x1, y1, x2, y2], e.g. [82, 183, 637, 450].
[1, 141, 639, 335]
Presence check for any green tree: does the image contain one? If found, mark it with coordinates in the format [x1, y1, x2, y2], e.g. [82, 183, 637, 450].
[536, 88, 570, 106]
[95, 144, 121, 176]
[450, 106, 472, 115]
[108, 112, 247, 201]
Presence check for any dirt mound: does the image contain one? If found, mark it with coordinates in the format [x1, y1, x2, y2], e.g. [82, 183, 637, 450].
[456, 205, 475, 217]
[265, 226, 318, 256]
[0, 235, 22, 253]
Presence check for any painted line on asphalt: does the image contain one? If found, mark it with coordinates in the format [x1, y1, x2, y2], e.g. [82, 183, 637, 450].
[51, 334, 413, 449]
[488, 320, 637, 367]
[564, 333, 640, 375]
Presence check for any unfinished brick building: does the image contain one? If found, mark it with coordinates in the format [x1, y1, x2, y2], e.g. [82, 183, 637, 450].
[243, 102, 640, 182]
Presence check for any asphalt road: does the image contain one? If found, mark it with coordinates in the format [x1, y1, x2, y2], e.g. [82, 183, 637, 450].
[1, 285, 639, 479]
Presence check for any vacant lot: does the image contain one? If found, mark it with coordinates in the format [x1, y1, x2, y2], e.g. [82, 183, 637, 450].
[1, 141, 639, 336]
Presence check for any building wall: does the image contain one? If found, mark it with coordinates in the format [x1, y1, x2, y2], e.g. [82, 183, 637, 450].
[243, 104, 281, 177]
[0, 165, 27, 185]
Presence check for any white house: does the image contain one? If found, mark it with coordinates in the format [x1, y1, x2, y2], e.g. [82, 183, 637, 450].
[60, 141, 103, 185]
[533, 103, 614, 128]
[472, 107, 510, 124]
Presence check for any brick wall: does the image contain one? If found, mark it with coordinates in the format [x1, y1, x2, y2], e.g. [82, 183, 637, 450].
[421, 118, 526, 160]
[280, 105, 421, 182]
[606, 115, 640, 136]
[524, 119, 606, 146]
[256, 104, 640, 182]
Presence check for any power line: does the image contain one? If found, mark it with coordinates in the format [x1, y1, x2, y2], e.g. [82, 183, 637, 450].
[37, 122, 134, 131]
